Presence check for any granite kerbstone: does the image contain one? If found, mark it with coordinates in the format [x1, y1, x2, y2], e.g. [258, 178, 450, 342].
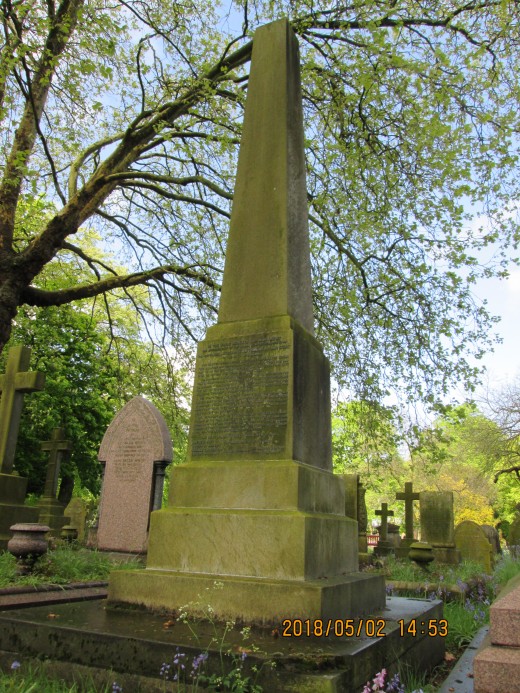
[489, 573, 520, 647]
[473, 635, 520, 693]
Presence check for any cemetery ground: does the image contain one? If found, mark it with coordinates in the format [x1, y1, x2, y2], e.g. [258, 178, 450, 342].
[0, 546, 519, 692]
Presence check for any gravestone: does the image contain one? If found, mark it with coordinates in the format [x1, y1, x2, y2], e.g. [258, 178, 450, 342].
[357, 482, 368, 553]
[0, 345, 44, 548]
[481, 524, 501, 556]
[96, 396, 172, 553]
[37, 427, 73, 536]
[64, 497, 87, 542]
[508, 512, 520, 557]
[343, 474, 358, 521]
[395, 481, 420, 557]
[420, 491, 460, 564]
[454, 520, 494, 574]
[374, 502, 394, 556]
[109, 19, 386, 622]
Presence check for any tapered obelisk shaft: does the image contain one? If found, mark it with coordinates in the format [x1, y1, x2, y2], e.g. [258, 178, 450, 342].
[218, 19, 314, 334]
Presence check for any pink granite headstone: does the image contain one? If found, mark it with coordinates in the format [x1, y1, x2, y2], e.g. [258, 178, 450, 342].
[96, 397, 172, 553]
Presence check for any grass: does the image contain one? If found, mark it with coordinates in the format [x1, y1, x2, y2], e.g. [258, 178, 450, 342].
[0, 544, 142, 588]
[0, 662, 121, 692]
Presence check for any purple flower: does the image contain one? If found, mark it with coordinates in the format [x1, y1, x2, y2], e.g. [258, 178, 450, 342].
[191, 652, 208, 672]
[373, 668, 386, 688]
[11, 661, 21, 671]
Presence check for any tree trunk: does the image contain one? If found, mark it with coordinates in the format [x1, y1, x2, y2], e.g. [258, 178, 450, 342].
[0, 276, 21, 353]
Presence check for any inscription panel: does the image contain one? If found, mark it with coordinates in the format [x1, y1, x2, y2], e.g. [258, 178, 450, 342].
[190, 332, 291, 458]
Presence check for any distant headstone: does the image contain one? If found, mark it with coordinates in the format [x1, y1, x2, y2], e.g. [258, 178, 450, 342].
[0, 345, 44, 548]
[97, 396, 172, 553]
[454, 520, 494, 574]
[420, 491, 460, 564]
[343, 474, 358, 521]
[481, 524, 501, 555]
[0, 345, 45, 474]
[357, 481, 368, 553]
[38, 427, 72, 536]
[508, 513, 520, 557]
[64, 497, 87, 542]
[374, 502, 394, 556]
[396, 481, 420, 542]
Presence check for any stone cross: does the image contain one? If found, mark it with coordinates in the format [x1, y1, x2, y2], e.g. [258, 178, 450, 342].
[41, 427, 72, 499]
[375, 503, 394, 542]
[396, 481, 420, 540]
[0, 345, 45, 474]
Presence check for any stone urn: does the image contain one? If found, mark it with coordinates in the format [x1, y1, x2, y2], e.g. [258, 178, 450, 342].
[8, 523, 50, 574]
[408, 541, 435, 570]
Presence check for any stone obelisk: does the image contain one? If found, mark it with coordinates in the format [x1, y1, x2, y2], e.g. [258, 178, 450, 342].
[109, 19, 385, 622]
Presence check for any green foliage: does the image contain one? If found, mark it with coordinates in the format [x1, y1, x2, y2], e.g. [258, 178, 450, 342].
[0, 546, 142, 588]
[1, 0, 519, 414]
[0, 661, 119, 692]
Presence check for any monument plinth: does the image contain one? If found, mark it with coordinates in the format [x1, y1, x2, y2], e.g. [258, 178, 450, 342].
[109, 18, 384, 623]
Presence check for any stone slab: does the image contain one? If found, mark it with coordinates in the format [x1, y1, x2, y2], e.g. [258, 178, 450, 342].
[437, 625, 488, 693]
[0, 583, 107, 609]
[473, 632, 520, 693]
[0, 595, 444, 692]
[0, 472, 39, 548]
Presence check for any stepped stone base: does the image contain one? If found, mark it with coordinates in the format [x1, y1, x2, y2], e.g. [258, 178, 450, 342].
[109, 569, 385, 623]
[0, 596, 445, 692]
[0, 474, 39, 549]
[111, 456, 386, 622]
[473, 574, 520, 692]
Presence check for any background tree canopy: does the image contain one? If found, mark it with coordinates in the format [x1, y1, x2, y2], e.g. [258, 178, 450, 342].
[1, 0, 519, 411]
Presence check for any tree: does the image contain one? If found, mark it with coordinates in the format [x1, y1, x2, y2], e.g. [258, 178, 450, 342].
[483, 378, 520, 482]
[1, 0, 519, 409]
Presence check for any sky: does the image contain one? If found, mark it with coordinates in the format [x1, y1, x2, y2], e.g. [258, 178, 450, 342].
[473, 268, 520, 392]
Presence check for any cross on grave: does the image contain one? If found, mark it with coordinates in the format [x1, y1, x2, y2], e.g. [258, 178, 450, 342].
[396, 481, 420, 541]
[0, 345, 45, 474]
[41, 427, 72, 499]
[375, 502, 394, 542]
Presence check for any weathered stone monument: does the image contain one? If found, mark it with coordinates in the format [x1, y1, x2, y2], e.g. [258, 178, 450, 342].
[37, 427, 72, 536]
[420, 491, 460, 564]
[110, 19, 385, 622]
[64, 497, 88, 542]
[97, 396, 172, 553]
[374, 502, 395, 556]
[0, 21, 446, 692]
[0, 345, 44, 548]
[395, 481, 419, 557]
[454, 520, 494, 574]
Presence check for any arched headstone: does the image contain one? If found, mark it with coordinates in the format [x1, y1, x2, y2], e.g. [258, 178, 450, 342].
[97, 396, 172, 553]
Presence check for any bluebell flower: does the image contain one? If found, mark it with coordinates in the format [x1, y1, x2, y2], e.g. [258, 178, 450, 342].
[11, 661, 21, 670]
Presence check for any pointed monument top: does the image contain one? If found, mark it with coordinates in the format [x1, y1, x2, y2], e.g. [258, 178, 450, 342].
[217, 19, 314, 334]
